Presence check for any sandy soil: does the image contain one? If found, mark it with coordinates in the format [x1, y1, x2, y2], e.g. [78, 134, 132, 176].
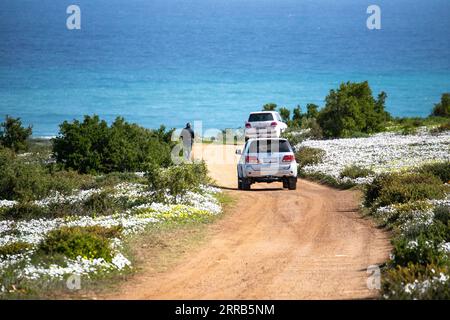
[103, 143, 390, 299]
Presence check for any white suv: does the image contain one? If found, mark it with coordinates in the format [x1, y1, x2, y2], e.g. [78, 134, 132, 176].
[244, 111, 287, 141]
[236, 138, 298, 190]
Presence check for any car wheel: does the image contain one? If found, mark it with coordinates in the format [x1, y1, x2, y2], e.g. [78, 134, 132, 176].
[242, 178, 251, 190]
[283, 180, 288, 188]
[288, 177, 297, 190]
[237, 179, 242, 190]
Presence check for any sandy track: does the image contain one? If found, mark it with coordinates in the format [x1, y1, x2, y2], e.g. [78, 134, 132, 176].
[105, 144, 390, 299]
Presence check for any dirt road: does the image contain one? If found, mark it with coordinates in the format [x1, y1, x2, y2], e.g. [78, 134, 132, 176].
[106, 144, 390, 299]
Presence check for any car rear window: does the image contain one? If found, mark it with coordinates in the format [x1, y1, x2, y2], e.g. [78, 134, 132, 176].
[247, 140, 292, 153]
[248, 113, 274, 122]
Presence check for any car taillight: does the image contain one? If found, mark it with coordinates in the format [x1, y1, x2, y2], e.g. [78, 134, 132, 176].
[245, 122, 251, 128]
[270, 121, 277, 127]
[245, 155, 259, 164]
[282, 155, 294, 162]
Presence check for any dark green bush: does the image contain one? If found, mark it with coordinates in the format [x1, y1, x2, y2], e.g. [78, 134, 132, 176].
[434, 205, 450, 226]
[48, 170, 96, 194]
[0, 115, 32, 152]
[317, 81, 390, 138]
[38, 226, 121, 261]
[364, 172, 445, 208]
[52, 115, 173, 174]
[0, 242, 33, 257]
[416, 162, 450, 184]
[147, 161, 210, 200]
[0, 147, 93, 202]
[1, 202, 49, 220]
[0, 148, 51, 201]
[340, 165, 374, 179]
[83, 191, 120, 216]
[300, 118, 323, 139]
[294, 147, 325, 168]
[391, 235, 448, 267]
[431, 93, 450, 117]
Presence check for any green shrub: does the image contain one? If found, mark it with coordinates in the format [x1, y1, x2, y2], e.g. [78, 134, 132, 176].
[38, 226, 121, 261]
[430, 120, 450, 134]
[0, 242, 33, 257]
[431, 93, 450, 117]
[83, 191, 120, 216]
[391, 235, 448, 267]
[434, 205, 450, 226]
[94, 172, 144, 188]
[401, 123, 418, 135]
[300, 118, 323, 139]
[416, 162, 450, 184]
[0, 148, 51, 201]
[1, 202, 49, 220]
[364, 172, 445, 208]
[295, 147, 325, 168]
[0, 115, 32, 152]
[340, 165, 374, 179]
[317, 81, 390, 138]
[48, 170, 96, 195]
[147, 161, 210, 200]
[52, 115, 173, 174]
[382, 263, 450, 300]
[298, 170, 356, 190]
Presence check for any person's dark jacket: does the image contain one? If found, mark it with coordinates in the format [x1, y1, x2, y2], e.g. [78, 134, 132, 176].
[180, 127, 194, 146]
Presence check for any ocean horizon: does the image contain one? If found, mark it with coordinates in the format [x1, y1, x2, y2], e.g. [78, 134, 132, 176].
[1, 0, 449, 136]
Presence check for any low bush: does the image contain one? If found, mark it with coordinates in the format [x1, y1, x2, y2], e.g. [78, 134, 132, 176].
[1, 202, 49, 220]
[0, 148, 52, 201]
[94, 172, 145, 189]
[147, 161, 210, 200]
[0, 147, 97, 202]
[391, 234, 448, 267]
[295, 147, 325, 168]
[48, 170, 96, 194]
[434, 205, 450, 226]
[430, 121, 450, 134]
[340, 165, 374, 179]
[0, 242, 33, 257]
[416, 161, 450, 184]
[382, 263, 450, 300]
[364, 172, 445, 208]
[298, 170, 356, 190]
[401, 123, 418, 135]
[38, 226, 122, 261]
[83, 191, 121, 216]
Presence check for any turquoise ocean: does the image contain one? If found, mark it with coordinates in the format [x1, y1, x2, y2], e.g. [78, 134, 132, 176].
[1, 0, 449, 136]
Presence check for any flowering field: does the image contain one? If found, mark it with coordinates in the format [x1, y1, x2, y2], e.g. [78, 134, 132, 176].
[298, 128, 450, 184]
[0, 182, 222, 295]
[295, 127, 450, 299]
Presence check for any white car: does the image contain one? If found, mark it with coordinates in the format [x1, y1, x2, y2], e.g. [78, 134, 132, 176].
[244, 111, 287, 141]
[236, 138, 298, 190]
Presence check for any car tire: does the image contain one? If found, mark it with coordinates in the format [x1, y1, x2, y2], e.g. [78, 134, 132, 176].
[242, 178, 251, 190]
[283, 180, 288, 189]
[237, 179, 242, 190]
[288, 177, 297, 190]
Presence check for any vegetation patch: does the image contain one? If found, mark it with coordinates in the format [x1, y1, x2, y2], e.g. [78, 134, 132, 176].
[364, 172, 446, 208]
[340, 165, 374, 179]
[294, 146, 325, 168]
[37, 226, 122, 262]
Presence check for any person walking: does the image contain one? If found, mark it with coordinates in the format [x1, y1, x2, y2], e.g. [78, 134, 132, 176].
[180, 122, 194, 161]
